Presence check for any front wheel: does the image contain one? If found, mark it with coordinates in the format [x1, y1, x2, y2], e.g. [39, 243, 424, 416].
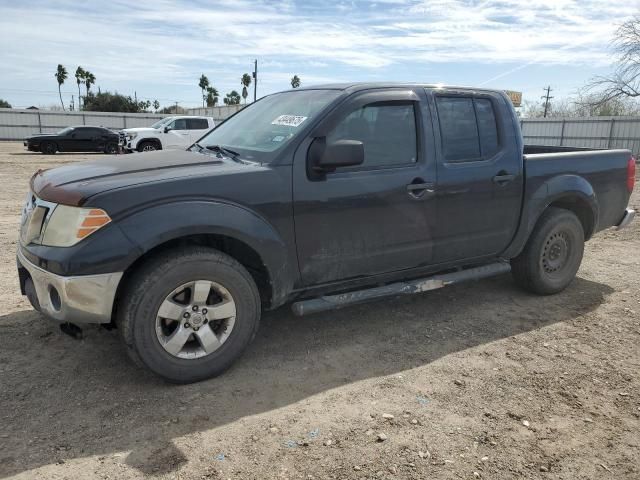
[511, 207, 584, 295]
[137, 141, 159, 152]
[104, 142, 118, 154]
[117, 247, 261, 383]
[40, 142, 56, 155]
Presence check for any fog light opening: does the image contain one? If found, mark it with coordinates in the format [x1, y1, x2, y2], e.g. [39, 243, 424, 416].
[49, 285, 61, 311]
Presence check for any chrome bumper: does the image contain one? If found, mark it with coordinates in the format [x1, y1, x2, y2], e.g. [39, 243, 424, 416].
[17, 249, 123, 324]
[616, 208, 635, 230]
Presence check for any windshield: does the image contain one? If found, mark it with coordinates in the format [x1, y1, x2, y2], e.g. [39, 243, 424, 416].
[196, 89, 341, 161]
[150, 117, 173, 129]
[58, 127, 74, 135]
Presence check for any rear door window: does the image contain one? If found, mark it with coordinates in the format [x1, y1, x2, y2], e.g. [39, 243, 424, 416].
[187, 118, 209, 130]
[435, 96, 500, 162]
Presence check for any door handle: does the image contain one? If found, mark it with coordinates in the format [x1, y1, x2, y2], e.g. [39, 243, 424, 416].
[492, 172, 516, 185]
[406, 181, 435, 199]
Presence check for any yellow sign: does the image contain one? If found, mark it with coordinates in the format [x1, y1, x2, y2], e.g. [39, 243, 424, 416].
[504, 90, 522, 107]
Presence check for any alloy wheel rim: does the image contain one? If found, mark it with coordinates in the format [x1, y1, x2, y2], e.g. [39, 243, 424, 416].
[142, 145, 156, 151]
[155, 280, 236, 359]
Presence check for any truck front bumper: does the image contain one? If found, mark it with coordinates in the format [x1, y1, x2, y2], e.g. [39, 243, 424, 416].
[616, 208, 635, 230]
[17, 248, 123, 324]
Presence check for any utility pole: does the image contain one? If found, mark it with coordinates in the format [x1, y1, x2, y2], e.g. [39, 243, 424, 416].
[541, 86, 553, 118]
[252, 59, 258, 102]
[175, 101, 178, 114]
[70, 95, 75, 112]
[134, 91, 138, 104]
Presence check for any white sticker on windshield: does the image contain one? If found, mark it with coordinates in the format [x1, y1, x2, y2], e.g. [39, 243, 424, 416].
[271, 115, 308, 127]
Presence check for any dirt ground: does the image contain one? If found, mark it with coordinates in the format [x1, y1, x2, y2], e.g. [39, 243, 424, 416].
[0, 141, 638, 480]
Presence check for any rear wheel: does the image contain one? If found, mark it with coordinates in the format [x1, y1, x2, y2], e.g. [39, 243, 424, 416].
[137, 141, 159, 152]
[117, 247, 261, 383]
[511, 207, 584, 295]
[40, 142, 56, 155]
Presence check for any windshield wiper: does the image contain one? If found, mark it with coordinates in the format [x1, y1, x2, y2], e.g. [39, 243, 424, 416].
[205, 144, 241, 161]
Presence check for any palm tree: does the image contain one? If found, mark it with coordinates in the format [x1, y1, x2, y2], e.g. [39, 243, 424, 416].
[54, 64, 68, 110]
[84, 71, 96, 97]
[153, 100, 160, 112]
[291, 75, 301, 89]
[198, 74, 209, 108]
[74, 66, 85, 110]
[206, 86, 219, 107]
[223, 90, 241, 105]
[241, 73, 252, 104]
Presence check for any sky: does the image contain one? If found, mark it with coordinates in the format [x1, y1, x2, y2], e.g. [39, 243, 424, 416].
[0, 0, 638, 109]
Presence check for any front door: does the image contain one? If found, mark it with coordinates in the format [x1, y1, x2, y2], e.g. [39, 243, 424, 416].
[429, 90, 523, 262]
[293, 88, 438, 286]
[164, 118, 191, 149]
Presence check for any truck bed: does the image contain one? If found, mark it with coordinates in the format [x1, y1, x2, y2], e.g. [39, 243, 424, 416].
[523, 147, 632, 234]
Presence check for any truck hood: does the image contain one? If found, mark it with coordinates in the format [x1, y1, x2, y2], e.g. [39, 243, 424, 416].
[122, 127, 158, 135]
[31, 149, 242, 206]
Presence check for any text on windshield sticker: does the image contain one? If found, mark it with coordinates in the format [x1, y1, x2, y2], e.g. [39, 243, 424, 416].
[271, 115, 308, 127]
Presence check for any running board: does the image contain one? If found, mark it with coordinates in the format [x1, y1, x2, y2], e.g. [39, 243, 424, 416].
[291, 262, 511, 316]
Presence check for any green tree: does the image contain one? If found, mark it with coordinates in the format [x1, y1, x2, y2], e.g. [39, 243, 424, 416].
[153, 99, 160, 112]
[241, 73, 252, 103]
[84, 71, 96, 97]
[84, 90, 147, 112]
[223, 90, 241, 105]
[54, 64, 68, 111]
[291, 75, 301, 88]
[198, 74, 209, 108]
[0, 98, 11, 108]
[74, 66, 85, 110]
[206, 86, 219, 107]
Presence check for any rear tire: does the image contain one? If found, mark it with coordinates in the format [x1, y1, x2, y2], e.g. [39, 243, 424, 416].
[137, 141, 159, 152]
[511, 207, 584, 295]
[41, 142, 56, 155]
[117, 247, 261, 383]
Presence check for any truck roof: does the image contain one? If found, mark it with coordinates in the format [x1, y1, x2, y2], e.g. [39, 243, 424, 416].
[290, 82, 507, 96]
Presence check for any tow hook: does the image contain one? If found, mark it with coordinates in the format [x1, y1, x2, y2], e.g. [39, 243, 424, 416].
[60, 322, 83, 340]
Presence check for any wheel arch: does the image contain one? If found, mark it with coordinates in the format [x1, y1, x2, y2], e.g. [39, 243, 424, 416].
[137, 138, 163, 151]
[111, 200, 295, 321]
[503, 174, 598, 258]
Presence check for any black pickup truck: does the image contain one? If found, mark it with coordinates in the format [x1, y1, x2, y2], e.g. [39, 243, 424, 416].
[17, 83, 635, 383]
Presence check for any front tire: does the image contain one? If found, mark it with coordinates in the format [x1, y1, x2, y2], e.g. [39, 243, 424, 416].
[117, 247, 261, 383]
[511, 207, 584, 295]
[137, 140, 159, 152]
[41, 142, 56, 155]
[105, 142, 118, 154]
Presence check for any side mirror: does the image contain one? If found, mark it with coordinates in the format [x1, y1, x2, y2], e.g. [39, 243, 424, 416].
[164, 126, 171, 133]
[310, 138, 364, 174]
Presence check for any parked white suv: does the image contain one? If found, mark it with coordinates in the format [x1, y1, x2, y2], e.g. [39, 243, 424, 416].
[120, 116, 215, 152]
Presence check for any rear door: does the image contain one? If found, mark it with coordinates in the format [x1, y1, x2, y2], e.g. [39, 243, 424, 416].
[164, 118, 191, 149]
[187, 118, 210, 143]
[428, 89, 523, 262]
[293, 88, 438, 285]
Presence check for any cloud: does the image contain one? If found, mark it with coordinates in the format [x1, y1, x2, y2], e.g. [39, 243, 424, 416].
[0, 0, 635, 106]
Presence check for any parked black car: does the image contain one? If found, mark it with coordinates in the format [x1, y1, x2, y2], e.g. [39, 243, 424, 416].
[24, 126, 119, 154]
[17, 83, 636, 383]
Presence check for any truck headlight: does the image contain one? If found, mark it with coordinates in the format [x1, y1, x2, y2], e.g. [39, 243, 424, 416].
[41, 205, 112, 247]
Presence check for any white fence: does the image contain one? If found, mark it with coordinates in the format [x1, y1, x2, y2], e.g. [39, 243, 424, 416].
[185, 105, 244, 120]
[0, 105, 245, 140]
[521, 116, 640, 157]
[0, 109, 165, 140]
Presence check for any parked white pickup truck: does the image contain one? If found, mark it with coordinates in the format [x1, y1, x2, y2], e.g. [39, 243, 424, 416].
[120, 116, 215, 152]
